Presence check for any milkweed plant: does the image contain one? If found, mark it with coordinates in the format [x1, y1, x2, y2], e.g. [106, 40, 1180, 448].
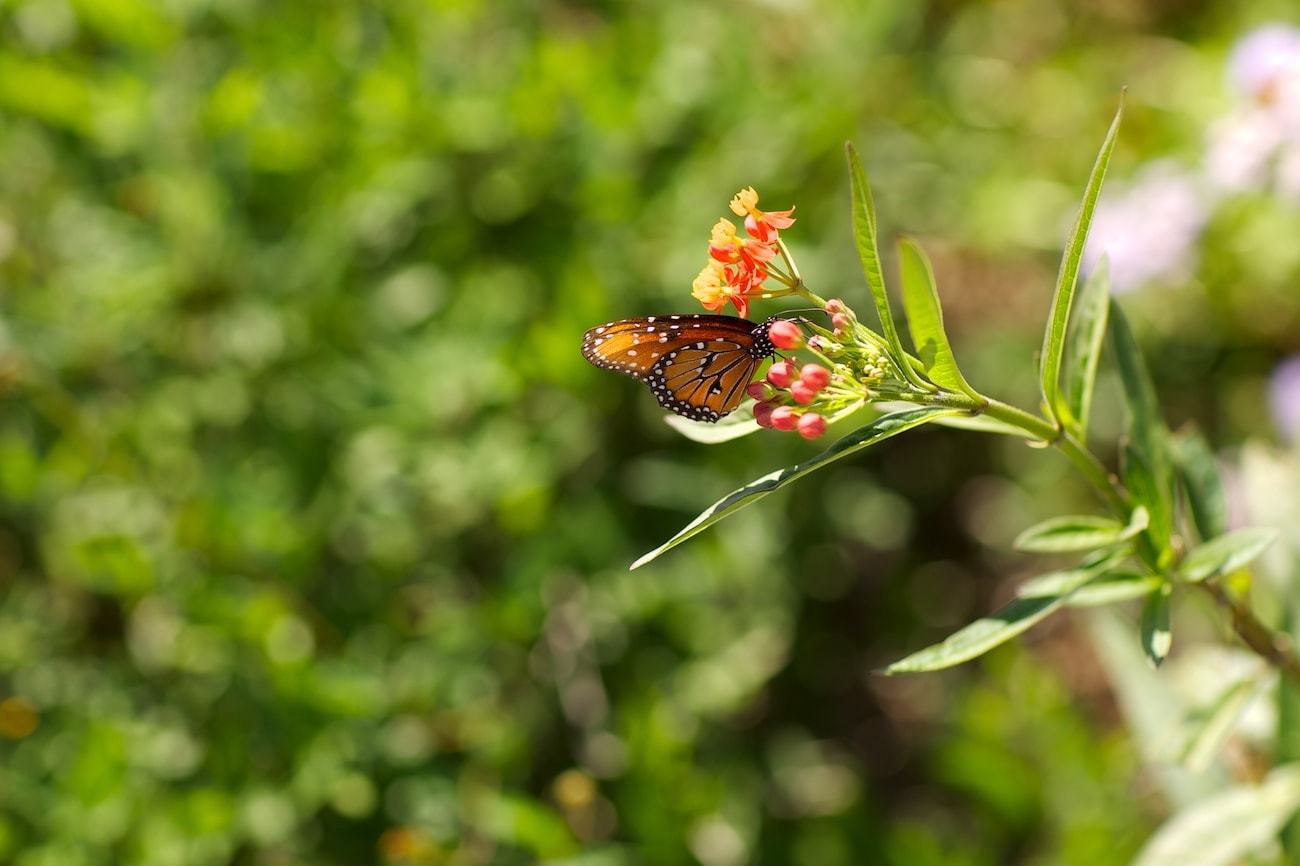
[617, 96, 1300, 865]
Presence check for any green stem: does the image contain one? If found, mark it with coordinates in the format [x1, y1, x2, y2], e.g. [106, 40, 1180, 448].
[1197, 579, 1300, 684]
[979, 398, 1129, 516]
[973, 401, 1300, 686]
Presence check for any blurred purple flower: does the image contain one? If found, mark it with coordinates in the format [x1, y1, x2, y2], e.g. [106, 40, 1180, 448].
[1207, 23, 1300, 198]
[1082, 162, 1208, 294]
[1226, 23, 1300, 99]
[1269, 355, 1300, 444]
[1205, 110, 1285, 192]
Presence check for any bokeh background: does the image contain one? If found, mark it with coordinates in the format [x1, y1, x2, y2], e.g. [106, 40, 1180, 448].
[2, 0, 1300, 863]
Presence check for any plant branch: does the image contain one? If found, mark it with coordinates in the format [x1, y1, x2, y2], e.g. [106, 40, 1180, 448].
[1197, 578, 1300, 684]
[979, 398, 1129, 516]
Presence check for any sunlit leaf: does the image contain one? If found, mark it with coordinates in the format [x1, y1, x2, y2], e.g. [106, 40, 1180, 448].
[1140, 582, 1173, 668]
[1060, 256, 1111, 443]
[1180, 674, 1272, 774]
[881, 558, 1118, 674]
[1015, 512, 1129, 553]
[1132, 764, 1300, 866]
[1014, 507, 1148, 553]
[1063, 574, 1163, 608]
[897, 236, 984, 402]
[846, 143, 930, 392]
[1112, 306, 1174, 557]
[632, 407, 963, 569]
[665, 407, 762, 443]
[1041, 95, 1123, 427]
[875, 403, 1025, 437]
[1173, 429, 1228, 542]
[1180, 528, 1278, 583]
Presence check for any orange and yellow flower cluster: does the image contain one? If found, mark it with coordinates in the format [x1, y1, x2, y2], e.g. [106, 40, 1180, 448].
[691, 188, 796, 319]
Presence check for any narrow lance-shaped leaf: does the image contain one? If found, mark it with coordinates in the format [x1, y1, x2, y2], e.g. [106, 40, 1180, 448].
[1063, 574, 1164, 608]
[875, 402, 1027, 437]
[1041, 95, 1124, 427]
[1173, 429, 1229, 541]
[1131, 763, 1300, 866]
[1060, 255, 1111, 443]
[632, 407, 963, 569]
[1140, 582, 1173, 668]
[897, 236, 985, 402]
[1181, 675, 1272, 774]
[1121, 444, 1173, 565]
[1111, 305, 1175, 559]
[881, 556, 1121, 674]
[1014, 506, 1147, 554]
[846, 143, 931, 391]
[1180, 528, 1278, 583]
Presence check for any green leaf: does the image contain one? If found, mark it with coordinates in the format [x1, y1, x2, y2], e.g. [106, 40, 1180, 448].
[1060, 256, 1111, 443]
[1121, 444, 1171, 560]
[881, 559, 1114, 674]
[664, 408, 762, 443]
[1131, 764, 1300, 866]
[1180, 528, 1278, 583]
[1172, 429, 1228, 541]
[875, 403, 1026, 437]
[1014, 507, 1147, 554]
[1087, 611, 1221, 807]
[1013, 510, 1143, 553]
[1180, 675, 1271, 774]
[1140, 582, 1173, 668]
[1063, 574, 1164, 608]
[1041, 96, 1123, 427]
[1111, 305, 1175, 556]
[896, 236, 984, 402]
[632, 406, 963, 569]
[846, 143, 930, 392]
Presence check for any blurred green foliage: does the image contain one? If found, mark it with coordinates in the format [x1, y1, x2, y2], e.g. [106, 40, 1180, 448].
[1, 0, 1297, 863]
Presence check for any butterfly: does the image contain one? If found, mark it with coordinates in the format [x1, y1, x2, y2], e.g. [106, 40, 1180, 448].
[581, 314, 777, 422]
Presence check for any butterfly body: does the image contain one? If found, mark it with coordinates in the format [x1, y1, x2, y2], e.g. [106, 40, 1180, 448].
[582, 314, 777, 422]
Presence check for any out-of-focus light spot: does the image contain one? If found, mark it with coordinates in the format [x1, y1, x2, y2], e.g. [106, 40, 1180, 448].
[0, 696, 39, 739]
[1268, 355, 1300, 443]
[265, 614, 315, 665]
[240, 789, 297, 845]
[330, 772, 378, 819]
[374, 265, 445, 331]
[14, 0, 77, 51]
[128, 596, 182, 671]
[768, 736, 862, 818]
[580, 730, 628, 778]
[377, 825, 439, 863]
[689, 814, 748, 866]
[381, 715, 434, 764]
[552, 769, 595, 810]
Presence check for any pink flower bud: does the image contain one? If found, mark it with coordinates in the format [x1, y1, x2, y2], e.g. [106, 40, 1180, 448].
[825, 298, 846, 315]
[770, 406, 799, 431]
[768, 319, 803, 350]
[831, 313, 851, 333]
[746, 381, 770, 401]
[790, 380, 818, 405]
[766, 360, 796, 388]
[753, 401, 776, 428]
[797, 413, 827, 439]
[799, 364, 830, 390]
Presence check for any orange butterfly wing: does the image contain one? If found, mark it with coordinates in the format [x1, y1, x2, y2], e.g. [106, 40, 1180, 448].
[582, 315, 776, 422]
